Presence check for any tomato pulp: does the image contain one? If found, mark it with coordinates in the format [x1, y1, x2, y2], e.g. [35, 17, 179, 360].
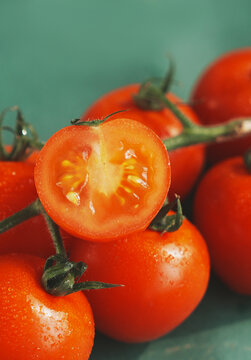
[70, 214, 210, 342]
[191, 48, 251, 163]
[82, 84, 205, 200]
[194, 156, 251, 294]
[35, 118, 170, 241]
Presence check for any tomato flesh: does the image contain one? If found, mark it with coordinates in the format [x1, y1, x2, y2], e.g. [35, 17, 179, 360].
[35, 118, 170, 241]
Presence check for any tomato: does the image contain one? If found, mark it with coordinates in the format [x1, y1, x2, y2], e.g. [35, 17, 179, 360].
[34, 118, 170, 242]
[0, 253, 94, 360]
[194, 156, 251, 294]
[191, 48, 251, 163]
[82, 84, 205, 200]
[0, 159, 54, 257]
[0, 157, 71, 257]
[69, 213, 210, 342]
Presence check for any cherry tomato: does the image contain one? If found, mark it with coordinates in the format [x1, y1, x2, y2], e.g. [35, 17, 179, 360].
[194, 156, 251, 294]
[191, 48, 251, 163]
[0, 253, 94, 360]
[34, 118, 170, 242]
[0, 156, 71, 257]
[0, 159, 54, 257]
[70, 214, 210, 342]
[82, 84, 205, 200]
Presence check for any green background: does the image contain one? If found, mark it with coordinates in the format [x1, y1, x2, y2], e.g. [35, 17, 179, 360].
[1, 0, 251, 359]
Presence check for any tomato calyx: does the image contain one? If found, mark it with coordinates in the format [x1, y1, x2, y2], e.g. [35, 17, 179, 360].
[244, 148, 251, 173]
[134, 58, 175, 111]
[133, 65, 251, 152]
[149, 195, 184, 233]
[0, 106, 44, 161]
[42, 254, 119, 296]
[42, 255, 85, 296]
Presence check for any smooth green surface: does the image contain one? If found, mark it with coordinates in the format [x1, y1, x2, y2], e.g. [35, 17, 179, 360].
[1, 1, 251, 359]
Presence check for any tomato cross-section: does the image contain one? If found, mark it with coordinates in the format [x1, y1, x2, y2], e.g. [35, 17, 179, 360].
[35, 118, 170, 241]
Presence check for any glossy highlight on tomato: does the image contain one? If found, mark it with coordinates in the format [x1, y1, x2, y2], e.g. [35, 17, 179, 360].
[70, 214, 210, 342]
[0, 254, 94, 360]
[35, 118, 170, 241]
[82, 84, 205, 200]
[191, 48, 251, 163]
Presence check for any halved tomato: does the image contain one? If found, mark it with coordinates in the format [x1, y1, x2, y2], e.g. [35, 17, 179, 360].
[34, 118, 170, 241]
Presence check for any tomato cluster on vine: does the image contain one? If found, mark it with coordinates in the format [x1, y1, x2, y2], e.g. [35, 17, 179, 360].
[0, 47, 250, 359]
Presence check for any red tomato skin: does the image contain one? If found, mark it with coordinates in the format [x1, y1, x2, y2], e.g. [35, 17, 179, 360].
[0, 254, 94, 360]
[191, 48, 251, 163]
[70, 215, 210, 343]
[0, 161, 71, 257]
[82, 84, 205, 200]
[194, 157, 251, 294]
[0, 161, 55, 257]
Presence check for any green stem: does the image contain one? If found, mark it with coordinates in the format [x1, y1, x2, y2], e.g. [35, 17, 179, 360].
[134, 77, 251, 150]
[39, 204, 66, 257]
[150, 196, 184, 233]
[0, 198, 66, 258]
[160, 55, 175, 93]
[244, 148, 251, 173]
[156, 83, 251, 149]
[158, 90, 195, 129]
[0, 106, 44, 161]
[164, 118, 251, 151]
[0, 199, 41, 234]
[0, 198, 118, 296]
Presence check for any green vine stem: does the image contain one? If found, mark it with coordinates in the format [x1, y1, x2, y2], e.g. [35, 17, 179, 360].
[0, 199, 66, 257]
[134, 81, 251, 151]
[0, 199, 120, 296]
[164, 116, 251, 151]
[160, 55, 175, 93]
[244, 148, 251, 173]
[0, 106, 44, 161]
[149, 196, 184, 233]
[39, 205, 67, 258]
[0, 199, 41, 234]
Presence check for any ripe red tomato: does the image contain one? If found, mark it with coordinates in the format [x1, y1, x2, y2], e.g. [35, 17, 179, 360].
[69, 214, 210, 342]
[0, 159, 54, 257]
[82, 84, 205, 200]
[0, 157, 71, 257]
[194, 156, 251, 294]
[34, 118, 170, 242]
[0, 253, 94, 360]
[191, 48, 251, 163]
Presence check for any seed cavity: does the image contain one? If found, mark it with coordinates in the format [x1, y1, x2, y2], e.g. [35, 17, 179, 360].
[66, 192, 80, 206]
[127, 175, 148, 188]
